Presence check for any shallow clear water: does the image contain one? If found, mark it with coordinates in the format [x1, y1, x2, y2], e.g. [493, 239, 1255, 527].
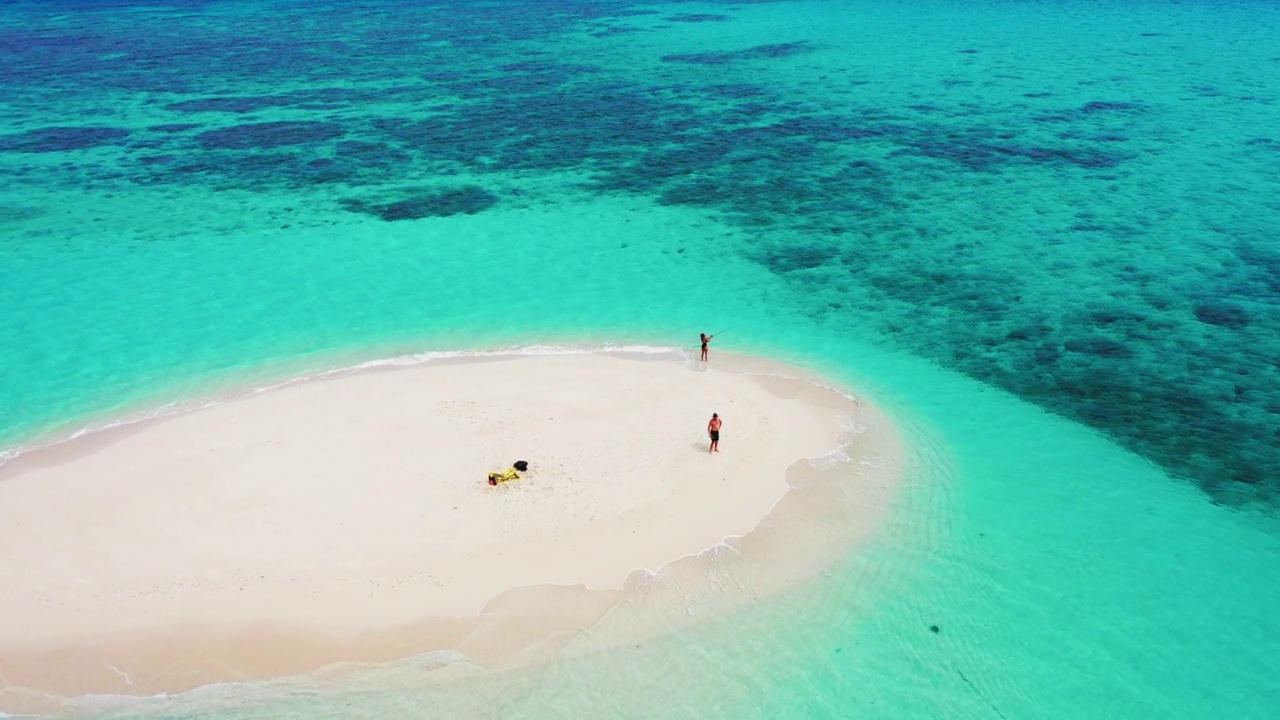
[2, 0, 1278, 717]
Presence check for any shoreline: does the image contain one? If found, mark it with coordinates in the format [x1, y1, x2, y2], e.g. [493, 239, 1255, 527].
[0, 344, 746, 471]
[0, 348, 903, 714]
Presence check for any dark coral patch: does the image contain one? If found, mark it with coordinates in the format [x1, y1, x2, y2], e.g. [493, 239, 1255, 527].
[1085, 307, 1146, 326]
[370, 116, 504, 165]
[895, 137, 1006, 171]
[661, 41, 816, 65]
[764, 116, 885, 143]
[158, 150, 360, 188]
[666, 14, 732, 23]
[341, 186, 499, 221]
[0, 126, 131, 153]
[296, 157, 358, 185]
[1194, 302, 1250, 328]
[1015, 145, 1126, 169]
[1235, 243, 1280, 294]
[759, 243, 840, 272]
[334, 140, 412, 168]
[591, 26, 647, 38]
[164, 88, 398, 114]
[195, 121, 346, 150]
[900, 129, 1128, 171]
[1081, 101, 1139, 113]
[1063, 337, 1134, 359]
[657, 179, 742, 207]
[197, 151, 298, 175]
[1033, 344, 1061, 364]
[1032, 113, 1075, 123]
[147, 123, 201, 133]
[704, 83, 768, 99]
[499, 61, 596, 75]
[745, 42, 817, 60]
[166, 95, 295, 113]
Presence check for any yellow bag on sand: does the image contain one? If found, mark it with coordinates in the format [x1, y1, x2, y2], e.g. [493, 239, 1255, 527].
[487, 468, 520, 485]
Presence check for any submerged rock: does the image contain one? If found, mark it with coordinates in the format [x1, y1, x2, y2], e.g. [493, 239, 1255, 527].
[1193, 302, 1251, 328]
[0, 126, 131, 153]
[196, 121, 346, 150]
[341, 186, 499, 221]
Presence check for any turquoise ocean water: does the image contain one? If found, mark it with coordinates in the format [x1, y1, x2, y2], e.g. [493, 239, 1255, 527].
[2, 0, 1279, 717]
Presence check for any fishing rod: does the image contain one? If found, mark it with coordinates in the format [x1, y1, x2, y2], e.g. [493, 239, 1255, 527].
[692, 328, 733, 353]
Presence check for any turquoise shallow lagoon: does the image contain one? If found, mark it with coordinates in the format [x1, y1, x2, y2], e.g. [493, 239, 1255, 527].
[2, 0, 1279, 717]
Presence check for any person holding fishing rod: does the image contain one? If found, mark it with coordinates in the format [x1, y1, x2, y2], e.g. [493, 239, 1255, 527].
[699, 329, 728, 362]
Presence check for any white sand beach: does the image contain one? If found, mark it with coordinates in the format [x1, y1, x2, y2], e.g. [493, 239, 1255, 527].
[0, 350, 902, 708]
